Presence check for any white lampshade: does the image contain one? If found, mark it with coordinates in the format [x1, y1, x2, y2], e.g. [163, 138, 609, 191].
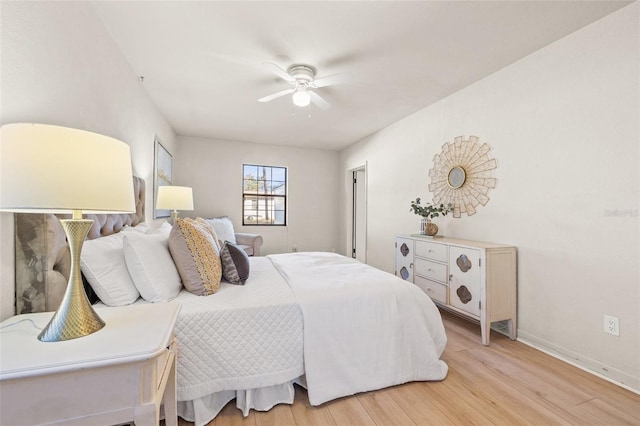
[0, 123, 135, 214]
[156, 185, 194, 211]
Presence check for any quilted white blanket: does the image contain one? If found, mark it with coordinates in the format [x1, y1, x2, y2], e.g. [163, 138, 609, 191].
[174, 257, 304, 401]
[268, 252, 448, 405]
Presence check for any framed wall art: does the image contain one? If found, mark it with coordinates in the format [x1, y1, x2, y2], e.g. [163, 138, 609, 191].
[154, 138, 172, 219]
[428, 135, 497, 218]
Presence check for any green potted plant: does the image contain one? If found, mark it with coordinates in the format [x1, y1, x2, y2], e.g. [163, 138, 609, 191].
[409, 197, 451, 236]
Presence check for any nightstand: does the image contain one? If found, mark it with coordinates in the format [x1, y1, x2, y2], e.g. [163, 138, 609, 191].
[0, 303, 180, 426]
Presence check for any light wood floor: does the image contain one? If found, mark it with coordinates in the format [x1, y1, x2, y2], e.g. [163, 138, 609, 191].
[177, 310, 640, 425]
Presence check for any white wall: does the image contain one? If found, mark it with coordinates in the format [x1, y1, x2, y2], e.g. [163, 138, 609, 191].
[340, 3, 639, 390]
[0, 2, 177, 320]
[175, 136, 340, 255]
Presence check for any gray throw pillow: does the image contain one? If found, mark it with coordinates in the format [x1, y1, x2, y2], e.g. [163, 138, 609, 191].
[220, 241, 250, 285]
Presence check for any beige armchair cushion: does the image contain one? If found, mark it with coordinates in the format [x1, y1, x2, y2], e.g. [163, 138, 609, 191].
[204, 216, 263, 256]
[235, 233, 263, 256]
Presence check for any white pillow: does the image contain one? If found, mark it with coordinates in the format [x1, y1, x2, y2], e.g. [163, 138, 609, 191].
[147, 221, 172, 236]
[80, 233, 140, 306]
[206, 217, 236, 244]
[121, 222, 150, 233]
[123, 232, 182, 303]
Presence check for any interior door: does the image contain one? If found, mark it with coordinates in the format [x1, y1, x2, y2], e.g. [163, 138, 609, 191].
[352, 168, 367, 262]
[449, 246, 481, 317]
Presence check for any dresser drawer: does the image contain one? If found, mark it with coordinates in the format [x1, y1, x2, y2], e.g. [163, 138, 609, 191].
[414, 276, 447, 304]
[414, 258, 447, 283]
[415, 240, 447, 262]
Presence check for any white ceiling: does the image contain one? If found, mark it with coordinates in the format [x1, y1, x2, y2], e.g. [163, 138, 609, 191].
[91, 1, 629, 151]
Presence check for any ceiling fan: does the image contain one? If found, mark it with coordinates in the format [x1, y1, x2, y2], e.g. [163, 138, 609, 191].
[258, 63, 349, 109]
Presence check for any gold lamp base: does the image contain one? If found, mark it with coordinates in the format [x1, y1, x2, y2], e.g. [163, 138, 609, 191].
[169, 210, 180, 225]
[38, 218, 105, 342]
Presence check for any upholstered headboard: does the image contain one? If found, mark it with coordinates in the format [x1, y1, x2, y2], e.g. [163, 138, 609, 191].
[14, 176, 145, 314]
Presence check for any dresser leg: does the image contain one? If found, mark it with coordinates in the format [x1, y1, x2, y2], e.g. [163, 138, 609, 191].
[481, 319, 490, 346]
[507, 318, 517, 340]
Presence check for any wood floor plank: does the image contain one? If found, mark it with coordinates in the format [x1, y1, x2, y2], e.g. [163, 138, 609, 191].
[438, 359, 534, 425]
[207, 400, 257, 426]
[468, 346, 595, 407]
[466, 347, 601, 424]
[290, 386, 337, 426]
[415, 375, 495, 426]
[322, 393, 376, 426]
[444, 353, 572, 425]
[356, 389, 417, 425]
[576, 397, 640, 425]
[489, 336, 640, 419]
[253, 403, 296, 426]
[386, 381, 456, 425]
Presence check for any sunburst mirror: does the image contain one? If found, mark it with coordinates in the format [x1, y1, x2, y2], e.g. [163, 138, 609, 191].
[428, 135, 497, 218]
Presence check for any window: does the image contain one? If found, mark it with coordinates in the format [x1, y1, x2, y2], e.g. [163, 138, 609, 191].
[243, 164, 287, 226]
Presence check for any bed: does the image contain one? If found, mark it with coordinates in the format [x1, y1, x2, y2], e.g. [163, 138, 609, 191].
[14, 177, 448, 426]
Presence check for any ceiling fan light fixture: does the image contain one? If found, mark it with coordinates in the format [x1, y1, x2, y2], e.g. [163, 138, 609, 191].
[292, 89, 311, 107]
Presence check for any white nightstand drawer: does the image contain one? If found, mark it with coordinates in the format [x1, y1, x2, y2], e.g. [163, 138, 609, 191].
[415, 240, 447, 262]
[415, 258, 447, 283]
[415, 276, 447, 304]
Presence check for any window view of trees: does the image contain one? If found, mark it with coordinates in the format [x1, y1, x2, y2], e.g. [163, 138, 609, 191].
[242, 164, 286, 225]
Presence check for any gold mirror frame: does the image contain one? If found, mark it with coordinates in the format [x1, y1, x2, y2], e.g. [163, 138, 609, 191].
[447, 166, 466, 189]
[428, 135, 497, 218]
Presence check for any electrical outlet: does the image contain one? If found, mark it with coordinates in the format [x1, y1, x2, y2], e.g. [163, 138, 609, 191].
[604, 315, 620, 336]
[292, 245, 298, 252]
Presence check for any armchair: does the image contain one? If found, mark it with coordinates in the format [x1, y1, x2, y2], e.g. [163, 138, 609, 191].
[205, 216, 263, 257]
[235, 233, 263, 257]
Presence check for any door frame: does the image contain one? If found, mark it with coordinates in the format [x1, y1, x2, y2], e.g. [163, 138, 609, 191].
[347, 163, 367, 263]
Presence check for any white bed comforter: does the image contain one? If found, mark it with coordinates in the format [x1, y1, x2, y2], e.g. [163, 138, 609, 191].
[108, 253, 447, 424]
[268, 252, 448, 406]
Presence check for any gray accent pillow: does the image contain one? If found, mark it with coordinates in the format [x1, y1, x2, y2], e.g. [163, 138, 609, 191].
[220, 241, 250, 285]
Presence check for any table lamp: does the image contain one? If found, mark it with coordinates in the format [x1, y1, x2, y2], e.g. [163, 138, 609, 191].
[0, 123, 135, 342]
[156, 185, 194, 223]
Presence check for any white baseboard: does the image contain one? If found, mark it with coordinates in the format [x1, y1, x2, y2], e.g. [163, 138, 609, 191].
[517, 331, 640, 395]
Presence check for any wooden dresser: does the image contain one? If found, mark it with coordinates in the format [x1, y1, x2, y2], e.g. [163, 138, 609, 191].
[395, 235, 517, 345]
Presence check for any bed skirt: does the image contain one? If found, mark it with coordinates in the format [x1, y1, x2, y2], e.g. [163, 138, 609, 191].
[177, 377, 305, 426]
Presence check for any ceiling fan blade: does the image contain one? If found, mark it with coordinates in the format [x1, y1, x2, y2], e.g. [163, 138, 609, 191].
[312, 72, 352, 88]
[309, 91, 330, 110]
[258, 88, 295, 103]
[262, 62, 296, 83]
